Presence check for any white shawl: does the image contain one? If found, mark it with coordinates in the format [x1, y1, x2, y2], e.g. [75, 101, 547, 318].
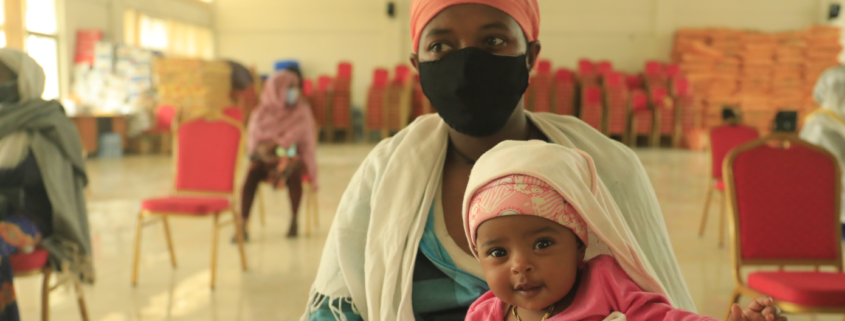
[303, 112, 695, 320]
[0, 48, 46, 169]
[463, 141, 671, 303]
[801, 66, 845, 223]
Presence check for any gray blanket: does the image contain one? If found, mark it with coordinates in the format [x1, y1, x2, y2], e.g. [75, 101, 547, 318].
[0, 100, 94, 283]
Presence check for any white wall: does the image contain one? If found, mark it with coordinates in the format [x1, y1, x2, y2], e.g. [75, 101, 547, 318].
[215, 0, 832, 107]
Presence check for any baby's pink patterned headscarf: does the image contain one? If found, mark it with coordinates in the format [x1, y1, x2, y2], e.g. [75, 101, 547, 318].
[467, 174, 588, 257]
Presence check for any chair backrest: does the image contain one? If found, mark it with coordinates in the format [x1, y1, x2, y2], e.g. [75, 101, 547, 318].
[604, 72, 624, 88]
[222, 107, 244, 122]
[645, 61, 664, 76]
[583, 86, 602, 105]
[626, 74, 643, 91]
[725, 135, 842, 270]
[556, 69, 574, 83]
[373, 68, 389, 88]
[337, 62, 353, 79]
[536, 60, 552, 74]
[665, 64, 681, 78]
[650, 87, 668, 105]
[578, 59, 595, 75]
[630, 90, 649, 111]
[318, 76, 333, 92]
[394, 65, 412, 86]
[710, 125, 759, 179]
[672, 77, 690, 96]
[303, 78, 314, 97]
[155, 105, 176, 131]
[173, 114, 243, 195]
[596, 61, 613, 75]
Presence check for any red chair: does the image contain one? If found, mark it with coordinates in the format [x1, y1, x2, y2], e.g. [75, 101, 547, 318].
[332, 63, 353, 142]
[303, 78, 314, 97]
[578, 59, 600, 86]
[644, 61, 668, 92]
[698, 124, 759, 247]
[626, 74, 643, 91]
[12, 248, 89, 321]
[665, 64, 681, 79]
[388, 65, 413, 132]
[596, 61, 614, 76]
[724, 134, 845, 319]
[131, 112, 248, 289]
[652, 87, 676, 146]
[553, 69, 576, 116]
[672, 77, 698, 148]
[580, 86, 604, 132]
[367, 69, 390, 139]
[222, 107, 244, 122]
[311, 76, 334, 129]
[530, 64, 554, 113]
[152, 105, 176, 133]
[627, 89, 656, 147]
[604, 72, 628, 136]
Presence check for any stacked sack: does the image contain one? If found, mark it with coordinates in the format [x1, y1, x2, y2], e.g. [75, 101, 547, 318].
[672, 26, 842, 135]
[155, 58, 233, 120]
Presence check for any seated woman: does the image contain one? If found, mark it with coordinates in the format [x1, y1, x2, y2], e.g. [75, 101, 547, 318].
[241, 69, 319, 239]
[801, 67, 845, 238]
[0, 48, 94, 320]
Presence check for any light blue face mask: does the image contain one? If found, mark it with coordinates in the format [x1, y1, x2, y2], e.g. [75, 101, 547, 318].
[285, 88, 299, 106]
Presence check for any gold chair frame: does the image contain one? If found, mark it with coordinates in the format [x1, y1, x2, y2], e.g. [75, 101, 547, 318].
[15, 261, 89, 321]
[723, 133, 845, 319]
[131, 112, 249, 289]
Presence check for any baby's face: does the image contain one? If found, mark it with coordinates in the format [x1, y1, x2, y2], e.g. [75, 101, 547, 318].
[476, 215, 585, 312]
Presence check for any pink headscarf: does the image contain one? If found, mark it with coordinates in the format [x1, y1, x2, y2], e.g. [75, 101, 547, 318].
[410, 0, 541, 53]
[247, 70, 319, 184]
[467, 174, 588, 258]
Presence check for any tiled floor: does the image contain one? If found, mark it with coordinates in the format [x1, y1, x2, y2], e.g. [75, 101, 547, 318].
[13, 145, 842, 321]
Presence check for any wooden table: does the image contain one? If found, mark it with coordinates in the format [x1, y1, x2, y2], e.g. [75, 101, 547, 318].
[69, 115, 127, 154]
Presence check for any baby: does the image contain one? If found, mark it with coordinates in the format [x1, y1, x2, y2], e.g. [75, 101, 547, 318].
[461, 141, 785, 321]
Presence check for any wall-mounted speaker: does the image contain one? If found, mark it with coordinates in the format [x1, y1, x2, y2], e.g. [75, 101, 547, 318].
[829, 3, 841, 21]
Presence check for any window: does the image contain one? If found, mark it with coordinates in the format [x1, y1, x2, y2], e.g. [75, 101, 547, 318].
[25, 0, 59, 99]
[0, 0, 6, 47]
[124, 9, 215, 60]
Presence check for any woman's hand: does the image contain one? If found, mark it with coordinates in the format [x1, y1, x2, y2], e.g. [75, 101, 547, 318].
[727, 296, 786, 321]
[255, 142, 280, 165]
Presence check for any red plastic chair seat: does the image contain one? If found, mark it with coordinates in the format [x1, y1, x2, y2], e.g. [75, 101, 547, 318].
[141, 197, 230, 214]
[715, 179, 725, 191]
[748, 271, 845, 307]
[10, 248, 49, 273]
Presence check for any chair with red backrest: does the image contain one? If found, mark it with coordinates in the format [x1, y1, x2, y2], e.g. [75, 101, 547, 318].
[699, 124, 759, 247]
[332, 63, 354, 142]
[311, 76, 334, 133]
[222, 107, 244, 123]
[367, 69, 390, 140]
[723, 134, 845, 319]
[580, 86, 604, 132]
[131, 112, 248, 289]
[303, 78, 314, 97]
[530, 63, 554, 113]
[672, 77, 698, 147]
[388, 65, 414, 133]
[603, 72, 628, 137]
[626, 74, 643, 91]
[578, 59, 600, 87]
[537, 60, 552, 74]
[596, 61, 613, 76]
[644, 61, 668, 92]
[651, 87, 677, 147]
[553, 69, 576, 116]
[665, 64, 681, 79]
[627, 89, 656, 147]
[12, 248, 89, 321]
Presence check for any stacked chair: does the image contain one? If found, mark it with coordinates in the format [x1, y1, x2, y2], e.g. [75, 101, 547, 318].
[366, 69, 390, 140]
[672, 77, 698, 148]
[312, 76, 334, 140]
[553, 69, 577, 116]
[699, 123, 759, 247]
[603, 72, 629, 138]
[723, 134, 845, 318]
[578, 59, 600, 87]
[529, 60, 554, 113]
[329, 62, 353, 142]
[387, 65, 413, 135]
[580, 86, 604, 132]
[411, 74, 433, 120]
[652, 87, 675, 147]
[628, 89, 655, 147]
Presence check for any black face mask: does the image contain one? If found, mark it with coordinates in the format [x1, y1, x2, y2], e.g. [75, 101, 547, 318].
[419, 47, 530, 137]
[0, 80, 20, 104]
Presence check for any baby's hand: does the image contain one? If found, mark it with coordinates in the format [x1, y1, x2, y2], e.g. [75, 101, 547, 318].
[727, 296, 786, 321]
